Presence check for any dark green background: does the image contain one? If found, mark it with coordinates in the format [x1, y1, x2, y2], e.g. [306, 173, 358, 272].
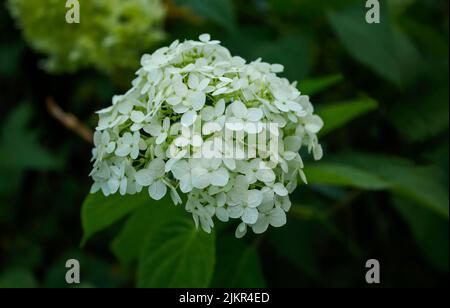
[0, 0, 448, 288]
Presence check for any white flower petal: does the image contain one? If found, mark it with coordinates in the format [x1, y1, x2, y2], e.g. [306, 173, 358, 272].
[242, 207, 259, 224]
[119, 178, 128, 195]
[131, 111, 145, 123]
[174, 81, 188, 97]
[231, 101, 248, 118]
[225, 119, 244, 131]
[228, 205, 244, 219]
[235, 222, 247, 238]
[251, 215, 270, 234]
[273, 183, 288, 196]
[188, 74, 199, 90]
[200, 106, 215, 121]
[216, 207, 229, 222]
[216, 192, 227, 207]
[170, 188, 182, 205]
[191, 168, 210, 189]
[135, 169, 155, 186]
[118, 100, 133, 114]
[202, 122, 221, 135]
[198, 78, 210, 91]
[305, 115, 324, 134]
[284, 136, 302, 152]
[269, 207, 287, 227]
[180, 177, 193, 193]
[166, 96, 181, 105]
[247, 189, 263, 208]
[148, 158, 165, 175]
[199, 33, 211, 42]
[189, 91, 206, 110]
[156, 132, 168, 145]
[212, 87, 228, 96]
[181, 110, 197, 127]
[274, 101, 289, 112]
[256, 168, 276, 183]
[149, 179, 167, 200]
[215, 99, 226, 116]
[210, 167, 229, 187]
[287, 101, 303, 113]
[246, 108, 263, 122]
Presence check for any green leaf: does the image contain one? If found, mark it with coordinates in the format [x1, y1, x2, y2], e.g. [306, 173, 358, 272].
[328, 6, 422, 86]
[210, 234, 266, 287]
[268, 0, 358, 19]
[341, 153, 449, 219]
[315, 153, 449, 219]
[388, 88, 449, 142]
[255, 35, 311, 81]
[316, 98, 378, 136]
[299, 74, 343, 96]
[225, 30, 311, 81]
[304, 162, 390, 190]
[393, 196, 449, 272]
[173, 0, 236, 32]
[387, 0, 415, 19]
[111, 197, 186, 265]
[0, 104, 62, 197]
[137, 218, 215, 288]
[0, 269, 38, 288]
[0, 104, 62, 171]
[81, 191, 150, 245]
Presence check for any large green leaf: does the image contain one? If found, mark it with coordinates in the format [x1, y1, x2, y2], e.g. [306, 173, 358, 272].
[305, 152, 449, 271]
[328, 6, 422, 86]
[316, 98, 378, 136]
[255, 35, 311, 81]
[0, 104, 62, 197]
[339, 153, 449, 219]
[393, 196, 449, 272]
[299, 74, 344, 96]
[311, 153, 449, 219]
[387, 0, 415, 18]
[304, 162, 390, 190]
[388, 88, 449, 142]
[137, 218, 215, 288]
[173, 0, 236, 32]
[111, 197, 186, 265]
[81, 191, 150, 245]
[224, 30, 311, 81]
[0, 104, 62, 171]
[210, 233, 266, 287]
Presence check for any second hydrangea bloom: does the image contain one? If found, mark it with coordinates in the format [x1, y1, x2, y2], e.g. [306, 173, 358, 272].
[8, 0, 165, 74]
[90, 34, 324, 237]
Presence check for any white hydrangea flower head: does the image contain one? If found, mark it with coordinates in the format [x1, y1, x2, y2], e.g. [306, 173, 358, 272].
[90, 34, 324, 238]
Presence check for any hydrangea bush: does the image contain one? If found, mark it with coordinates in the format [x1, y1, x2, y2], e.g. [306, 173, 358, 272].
[90, 34, 324, 237]
[8, 0, 165, 73]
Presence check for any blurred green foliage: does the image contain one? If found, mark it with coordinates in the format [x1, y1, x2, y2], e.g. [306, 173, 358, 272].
[0, 0, 448, 288]
[7, 0, 165, 75]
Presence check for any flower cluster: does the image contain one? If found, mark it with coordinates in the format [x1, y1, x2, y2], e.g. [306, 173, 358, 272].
[8, 0, 165, 74]
[90, 34, 324, 237]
